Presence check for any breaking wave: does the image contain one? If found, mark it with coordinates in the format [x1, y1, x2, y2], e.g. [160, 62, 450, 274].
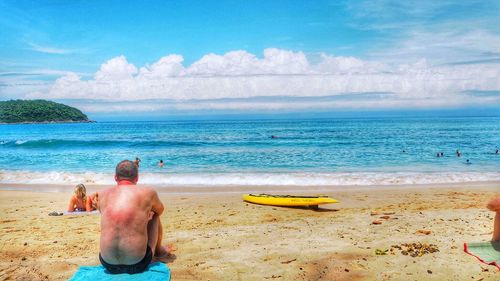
[1, 170, 498, 186]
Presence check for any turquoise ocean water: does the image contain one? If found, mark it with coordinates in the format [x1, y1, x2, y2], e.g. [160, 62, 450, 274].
[0, 117, 499, 186]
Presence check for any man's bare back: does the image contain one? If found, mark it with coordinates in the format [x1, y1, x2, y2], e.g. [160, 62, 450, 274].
[97, 160, 168, 274]
[99, 183, 163, 263]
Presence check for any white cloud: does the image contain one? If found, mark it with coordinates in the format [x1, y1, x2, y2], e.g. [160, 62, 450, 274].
[370, 29, 500, 64]
[343, 0, 500, 65]
[183, 48, 311, 76]
[26, 42, 73, 54]
[139, 55, 184, 78]
[20, 48, 500, 111]
[95, 55, 138, 80]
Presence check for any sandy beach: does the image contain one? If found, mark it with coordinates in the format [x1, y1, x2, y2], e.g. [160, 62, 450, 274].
[0, 182, 499, 280]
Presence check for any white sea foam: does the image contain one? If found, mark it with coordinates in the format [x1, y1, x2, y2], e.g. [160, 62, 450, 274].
[0, 170, 499, 186]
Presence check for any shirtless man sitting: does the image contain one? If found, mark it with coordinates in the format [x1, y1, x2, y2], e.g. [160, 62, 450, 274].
[97, 160, 170, 274]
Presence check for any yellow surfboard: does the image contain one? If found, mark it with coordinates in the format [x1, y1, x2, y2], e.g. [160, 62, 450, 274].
[242, 194, 339, 207]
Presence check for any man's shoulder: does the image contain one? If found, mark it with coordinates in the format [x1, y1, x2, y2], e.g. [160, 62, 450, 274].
[100, 185, 157, 198]
[98, 186, 122, 198]
[138, 185, 157, 195]
[100, 186, 116, 194]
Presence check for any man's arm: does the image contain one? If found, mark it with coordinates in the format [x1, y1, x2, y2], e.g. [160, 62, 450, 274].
[96, 191, 104, 212]
[150, 189, 164, 216]
[487, 197, 500, 212]
[85, 197, 92, 212]
[86, 192, 98, 211]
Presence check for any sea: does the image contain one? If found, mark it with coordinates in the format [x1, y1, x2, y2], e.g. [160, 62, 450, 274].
[0, 117, 499, 187]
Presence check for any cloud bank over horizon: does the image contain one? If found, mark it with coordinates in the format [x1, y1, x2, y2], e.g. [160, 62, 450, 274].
[18, 48, 500, 113]
[2, 1, 500, 115]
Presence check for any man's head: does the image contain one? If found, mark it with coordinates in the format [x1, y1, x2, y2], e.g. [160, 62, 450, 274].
[115, 160, 138, 183]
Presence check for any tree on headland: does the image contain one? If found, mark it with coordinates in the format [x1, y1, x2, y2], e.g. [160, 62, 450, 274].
[0, 100, 90, 123]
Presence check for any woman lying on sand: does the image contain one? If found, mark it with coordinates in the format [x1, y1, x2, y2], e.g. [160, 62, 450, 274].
[487, 197, 500, 241]
[67, 184, 98, 212]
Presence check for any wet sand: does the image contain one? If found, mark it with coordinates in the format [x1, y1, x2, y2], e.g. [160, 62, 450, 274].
[0, 182, 499, 280]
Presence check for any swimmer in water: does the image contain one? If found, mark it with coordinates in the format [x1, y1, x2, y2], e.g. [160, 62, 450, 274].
[134, 157, 141, 167]
[158, 160, 164, 168]
[466, 159, 471, 165]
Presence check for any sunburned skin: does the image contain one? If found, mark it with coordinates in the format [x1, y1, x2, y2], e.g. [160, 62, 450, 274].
[68, 188, 97, 212]
[67, 195, 86, 212]
[487, 197, 500, 241]
[86, 193, 98, 211]
[98, 180, 165, 265]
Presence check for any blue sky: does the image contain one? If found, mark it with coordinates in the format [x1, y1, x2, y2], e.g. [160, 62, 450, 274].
[1, 0, 499, 119]
[1, 1, 370, 70]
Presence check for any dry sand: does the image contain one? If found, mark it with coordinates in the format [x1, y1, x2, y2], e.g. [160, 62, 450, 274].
[0, 182, 499, 280]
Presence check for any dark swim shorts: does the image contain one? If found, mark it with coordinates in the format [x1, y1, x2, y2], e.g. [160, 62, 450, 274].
[99, 246, 153, 274]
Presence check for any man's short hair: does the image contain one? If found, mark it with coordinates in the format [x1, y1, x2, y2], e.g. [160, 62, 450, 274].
[115, 160, 138, 181]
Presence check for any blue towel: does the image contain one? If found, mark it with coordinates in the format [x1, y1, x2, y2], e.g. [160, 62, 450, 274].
[69, 262, 170, 281]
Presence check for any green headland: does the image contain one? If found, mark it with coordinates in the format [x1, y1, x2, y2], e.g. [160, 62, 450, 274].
[0, 99, 91, 124]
